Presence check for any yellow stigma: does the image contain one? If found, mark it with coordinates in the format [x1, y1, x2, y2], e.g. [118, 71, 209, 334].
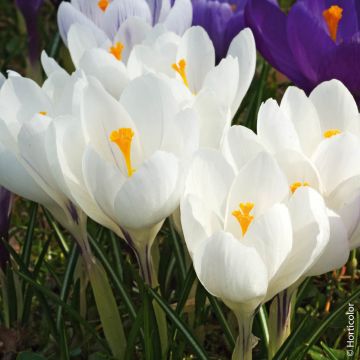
[323, 5, 343, 42]
[172, 59, 189, 88]
[232, 202, 254, 236]
[98, 0, 109, 12]
[39, 111, 47, 116]
[110, 128, 135, 177]
[109, 42, 124, 61]
[290, 181, 309, 194]
[324, 129, 342, 138]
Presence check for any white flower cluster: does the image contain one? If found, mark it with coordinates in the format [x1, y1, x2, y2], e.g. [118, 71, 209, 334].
[1, 8, 360, 357]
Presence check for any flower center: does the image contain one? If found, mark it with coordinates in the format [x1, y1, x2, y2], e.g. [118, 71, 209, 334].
[290, 181, 309, 194]
[172, 59, 189, 88]
[98, 0, 109, 12]
[110, 128, 135, 177]
[323, 129, 341, 138]
[109, 42, 124, 61]
[323, 5, 343, 42]
[232, 202, 254, 236]
[39, 111, 47, 116]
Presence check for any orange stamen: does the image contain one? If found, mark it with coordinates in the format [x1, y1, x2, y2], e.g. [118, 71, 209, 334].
[323, 5, 343, 42]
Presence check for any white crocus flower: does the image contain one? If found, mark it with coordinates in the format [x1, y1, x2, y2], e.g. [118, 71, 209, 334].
[63, 25, 255, 148]
[53, 73, 198, 285]
[181, 149, 331, 360]
[0, 74, 87, 244]
[0, 72, 130, 359]
[57, 0, 192, 58]
[254, 79, 360, 251]
[128, 26, 256, 147]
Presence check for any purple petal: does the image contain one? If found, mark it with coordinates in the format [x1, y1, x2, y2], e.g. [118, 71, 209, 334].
[245, 0, 311, 88]
[16, 0, 43, 15]
[326, 0, 359, 42]
[0, 187, 12, 239]
[319, 37, 360, 103]
[287, 1, 335, 87]
[192, 0, 233, 61]
[16, 0, 44, 64]
[0, 187, 12, 270]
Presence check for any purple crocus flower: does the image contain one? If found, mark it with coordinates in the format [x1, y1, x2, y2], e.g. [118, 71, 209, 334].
[245, 0, 360, 102]
[15, 0, 44, 64]
[0, 187, 12, 270]
[192, 0, 247, 62]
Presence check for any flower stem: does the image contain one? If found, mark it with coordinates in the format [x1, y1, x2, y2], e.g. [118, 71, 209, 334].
[137, 243, 169, 356]
[268, 287, 297, 358]
[232, 313, 255, 360]
[75, 226, 127, 359]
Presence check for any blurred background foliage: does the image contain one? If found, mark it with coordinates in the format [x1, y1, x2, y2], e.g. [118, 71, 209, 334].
[0, 0, 359, 359]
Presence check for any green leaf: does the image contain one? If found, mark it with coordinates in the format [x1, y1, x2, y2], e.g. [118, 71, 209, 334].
[87, 259, 127, 359]
[43, 208, 69, 255]
[21, 202, 38, 268]
[88, 234, 136, 320]
[207, 293, 236, 348]
[297, 286, 360, 358]
[168, 218, 186, 283]
[56, 243, 80, 331]
[15, 270, 109, 351]
[320, 342, 345, 360]
[147, 287, 208, 360]
[273, 313, 310, 360]
[16, 352, 46, 360]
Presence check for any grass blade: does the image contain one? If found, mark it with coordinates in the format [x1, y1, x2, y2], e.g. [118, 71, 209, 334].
[147, 287, 208, 360]
[207, 293, 236, 348]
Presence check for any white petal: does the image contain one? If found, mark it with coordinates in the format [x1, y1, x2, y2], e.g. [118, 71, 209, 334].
[227, 28, 256, 116]
[312, 133, 360, 194]
[120, 73, 177, 158]
[161, 107, 199, 159]
[201, 55, 239, 109]
[184, 149, 234, 217]
[0, 73, 5, 88]
[114, 17, 152, 63]
[102, 0, 152, 40]
[307, 210, 349, 275]
[163, 0, 192, 35]
[193, 230, 268, 308]
[280, 86, 322, 156]
[114, 150, 183, 229]
[221, 125, 266, 173]
[67, 23, 109, 68]
[176, 26, 215, 93]
[83, 146, 126, 222]
[57, 2, 108, 47]
[245, 204, 293, 280]
[181, 194, 222, 257]
[40, 51, 66, 78]
[265, 187, 330, 301]
[79, 48, 129, 99]
[224, 152, 289, 235]
[274, 149, 322, 193]
[327, 175, 360, 243]
[257, 99, 301, 154]
[310, 79, 360, 136]
[0, 76, 51, 132]
[0, 145, 51, 206]
[80, 78, 143, 174]
[193, 90, 231, 148]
